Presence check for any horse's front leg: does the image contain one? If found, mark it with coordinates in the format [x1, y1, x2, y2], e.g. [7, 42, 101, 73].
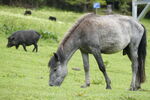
[80, 51, 90, 88]
[92, 50, 111, 89]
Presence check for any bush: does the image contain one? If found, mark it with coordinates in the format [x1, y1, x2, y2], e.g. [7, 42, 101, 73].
[120, 2, 130, 15]
[0, 24, 14, 35]
[0, 24, 24, 35]
[40, 30, 58, 42]
[0, 23, 59, 42]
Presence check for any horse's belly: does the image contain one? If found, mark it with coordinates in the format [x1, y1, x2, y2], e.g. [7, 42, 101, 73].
[101, 46, 123, 54]
[100, 39, 130, 54]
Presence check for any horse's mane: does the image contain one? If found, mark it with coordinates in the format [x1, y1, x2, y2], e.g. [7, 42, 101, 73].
[53, 13, 96, 63]
[60, 13, 95, 46]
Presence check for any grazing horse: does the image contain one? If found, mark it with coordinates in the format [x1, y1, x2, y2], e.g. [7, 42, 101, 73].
[48, 13, 146, 91]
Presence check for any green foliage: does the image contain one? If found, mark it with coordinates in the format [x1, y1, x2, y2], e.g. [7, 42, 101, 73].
[92, 0, 107, 5]
[65, 0, 85, 5]
[0, 24, 15, 35]
[40, 30, 58, 42]
[118, 0, 131, 3]
[120, 2, 130, 15]
[64, 0, 107, 5]
[0, 23, 26, 35]
[0, 0, 107, 12]
[0, 0, 46, 7]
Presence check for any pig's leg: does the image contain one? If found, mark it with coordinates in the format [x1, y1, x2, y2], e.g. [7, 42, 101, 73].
[15, 45, 19, 49]
[22, 44, 27, 51]
[32, 43, 38, 52]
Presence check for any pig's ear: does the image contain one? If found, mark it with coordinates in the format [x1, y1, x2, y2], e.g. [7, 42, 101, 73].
[9, 36, 15, 40]
[7, 36, 11, 39]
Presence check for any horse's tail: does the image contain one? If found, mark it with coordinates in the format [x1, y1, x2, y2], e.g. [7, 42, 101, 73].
[138, 24, 147, 83]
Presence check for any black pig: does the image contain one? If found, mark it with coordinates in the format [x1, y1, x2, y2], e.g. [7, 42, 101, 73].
[24, 10, 32, 15]
[49, 16, 57, 21]
[7, 30, 41, 52]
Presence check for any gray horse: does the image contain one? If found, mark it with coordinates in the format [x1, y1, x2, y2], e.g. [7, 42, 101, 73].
[48, 13, 146, 91]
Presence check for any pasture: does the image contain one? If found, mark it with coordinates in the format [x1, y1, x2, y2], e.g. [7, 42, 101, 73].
[0, 5, 150, 100]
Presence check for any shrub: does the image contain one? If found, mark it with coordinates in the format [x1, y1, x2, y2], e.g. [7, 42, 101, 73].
[39, 30, 58, 42]
[120, 2, 130, 15]
[0, 24, 26, 35]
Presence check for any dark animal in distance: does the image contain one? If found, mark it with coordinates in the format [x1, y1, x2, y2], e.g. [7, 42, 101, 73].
[24, 10, 32, 15]
[7, 30, 41, 52]
[48, 13, 146, 91]
[49, 16, 57, 21]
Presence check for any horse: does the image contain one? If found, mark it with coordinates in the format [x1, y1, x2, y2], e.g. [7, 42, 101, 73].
[48, 13, 146, 91]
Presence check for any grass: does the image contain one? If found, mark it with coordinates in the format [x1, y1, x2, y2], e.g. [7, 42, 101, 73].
[0, 5, 150, 100]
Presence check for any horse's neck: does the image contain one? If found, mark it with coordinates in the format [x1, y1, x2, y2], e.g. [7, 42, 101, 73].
[59, 33, 79, 64]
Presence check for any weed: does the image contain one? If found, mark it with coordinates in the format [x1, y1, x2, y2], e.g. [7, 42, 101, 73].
[40, 30, 58, 42]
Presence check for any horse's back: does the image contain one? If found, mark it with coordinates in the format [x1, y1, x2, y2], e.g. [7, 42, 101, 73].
[79, 14, 143, 54]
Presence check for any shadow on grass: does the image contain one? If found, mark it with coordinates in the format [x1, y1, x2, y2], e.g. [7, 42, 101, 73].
[138, 89, 150, 92]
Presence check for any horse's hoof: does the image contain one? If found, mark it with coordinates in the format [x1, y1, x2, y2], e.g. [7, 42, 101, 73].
[106, 86, 112, 89]
[80, 84, 90, 88]
[137, 86, 141, 89]
[129, 87, 137, 91]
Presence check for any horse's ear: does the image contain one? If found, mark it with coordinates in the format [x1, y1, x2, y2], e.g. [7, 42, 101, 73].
[53, 53, 59, 61]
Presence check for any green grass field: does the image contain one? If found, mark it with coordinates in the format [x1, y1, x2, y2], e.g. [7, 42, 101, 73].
[0, 5, 150, 100]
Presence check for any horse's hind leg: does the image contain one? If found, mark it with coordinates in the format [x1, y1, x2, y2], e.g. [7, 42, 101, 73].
[128, 44, 140, 91]
[80, 51, 90, 88]
[92, 51, 111, 89]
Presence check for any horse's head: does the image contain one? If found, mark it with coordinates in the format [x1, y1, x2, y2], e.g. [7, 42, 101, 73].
[48, 53, 67, 86]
